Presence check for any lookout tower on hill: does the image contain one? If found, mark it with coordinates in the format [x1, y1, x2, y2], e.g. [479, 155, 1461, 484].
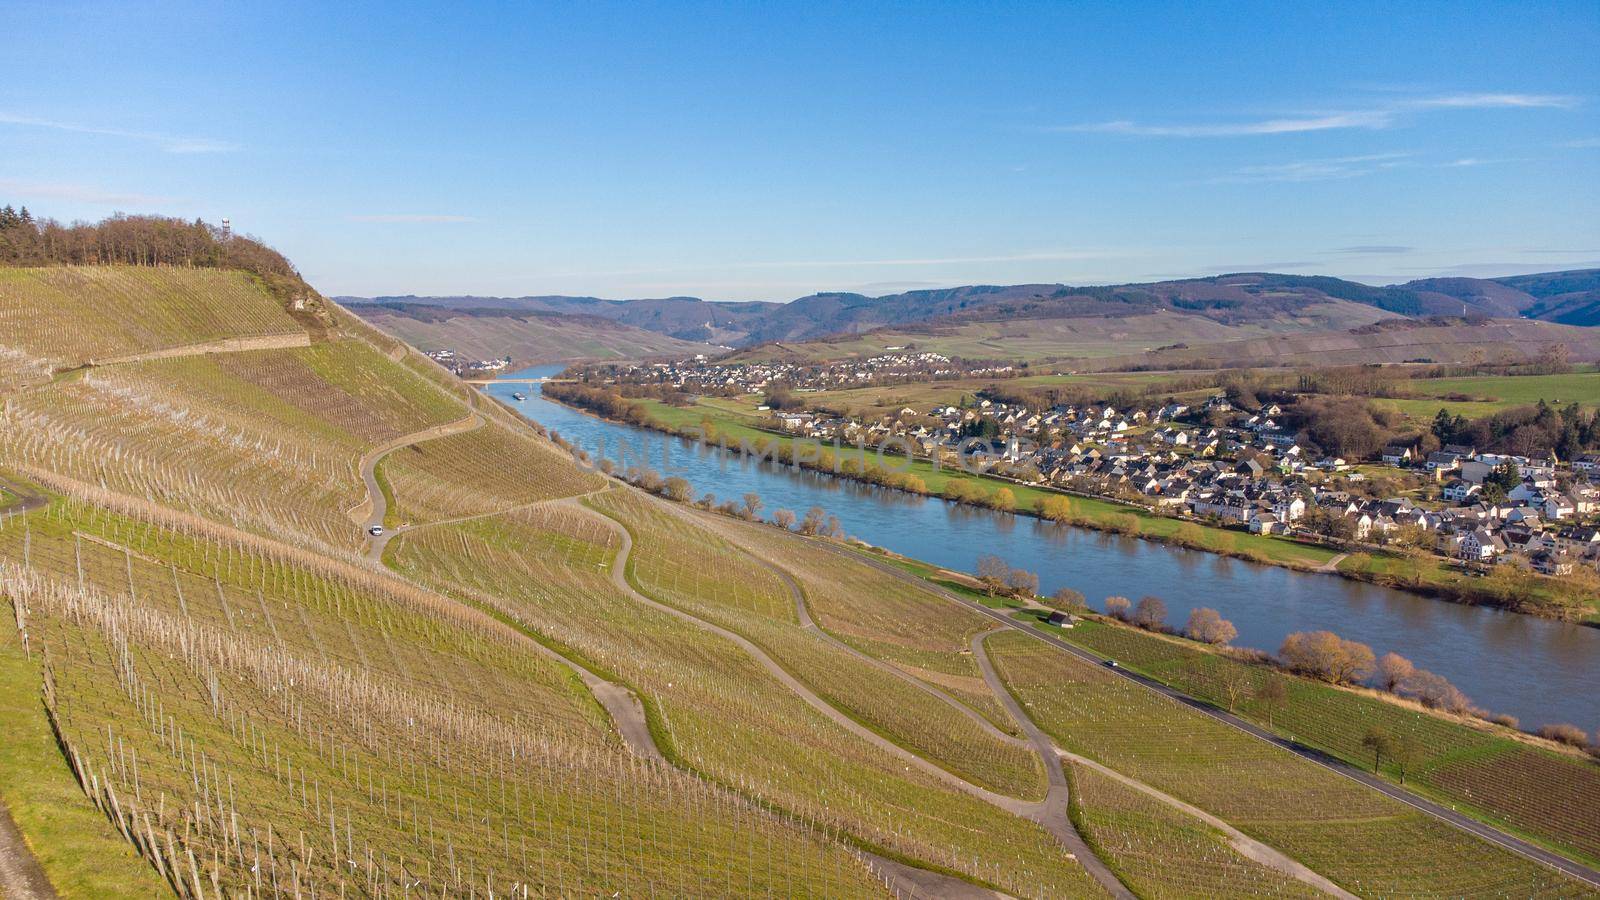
[220, 217, 232, 241]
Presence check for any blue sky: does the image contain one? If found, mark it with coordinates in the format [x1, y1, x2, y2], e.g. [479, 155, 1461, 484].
[2, 1, 1597, 300]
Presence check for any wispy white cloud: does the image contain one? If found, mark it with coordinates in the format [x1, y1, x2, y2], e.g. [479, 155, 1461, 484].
[0, 179, 173, 207]
[346, 214, 479, 223]
[1056, 91, 1580, 139]
[1409, 93, 1578, 109]
[0, 112, 238, 153]
[1558, 137, 1600, 149]
[1208, 152, 1413, 183]
[1060, 111, 1392, 137]
[1440, 157, 1525, 167]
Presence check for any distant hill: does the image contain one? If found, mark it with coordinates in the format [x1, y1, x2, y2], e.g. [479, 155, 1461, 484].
[1081, 317, 1600, 371]
[1494, 269, 1600, 326]
[346, 300, 720, 365]
[345, 268, 1598, 364]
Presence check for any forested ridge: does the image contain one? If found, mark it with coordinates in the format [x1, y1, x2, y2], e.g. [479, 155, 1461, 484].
[0, 204, 298, 277]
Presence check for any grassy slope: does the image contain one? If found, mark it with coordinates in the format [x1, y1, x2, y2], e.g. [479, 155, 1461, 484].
[1377, 369, 1600, 420]
[0, 629, 171, 898]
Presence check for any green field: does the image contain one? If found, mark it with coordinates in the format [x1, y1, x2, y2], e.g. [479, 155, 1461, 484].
[1380, 370, 1600, 420]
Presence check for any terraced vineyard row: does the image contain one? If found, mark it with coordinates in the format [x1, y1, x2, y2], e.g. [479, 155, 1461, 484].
[1062, 618, 1600, 864]
[385, 505, 1107, 897]
[379, 422, 605, 525]
[587, 489, 1046, 800]
[0, 498, 885, 897]
[985, 629, 1593, 897]
[695, 514, 1018, 731]
[0, 340, 478, 558]
[0, 267, 302, 368]
[1067, 762, 1324, 899]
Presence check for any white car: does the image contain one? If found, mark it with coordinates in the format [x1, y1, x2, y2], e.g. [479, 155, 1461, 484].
[368, 525, 385, 537]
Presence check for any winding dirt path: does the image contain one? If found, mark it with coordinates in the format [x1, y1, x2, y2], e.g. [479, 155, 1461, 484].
[357, 401, 485, 562]
[0, 796, 55, 900]
[971, 629, 1353, 899]
[1055, 747, 1357, 898]
[649, 498, 1027, 746]
[571, 495, 1137, 898]
[967, 629, 1132, 899]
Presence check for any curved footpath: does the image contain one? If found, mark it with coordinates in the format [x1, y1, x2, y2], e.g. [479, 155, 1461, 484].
[694, 493, 1350, 897]
[0, 475, 48, 519]
[358, 403, 486, 562]
[571, 496, 1137, 900]
[969, 629, 1356, 899]
[366, 493, 1004, 896]
[834, 542, 1600, 892]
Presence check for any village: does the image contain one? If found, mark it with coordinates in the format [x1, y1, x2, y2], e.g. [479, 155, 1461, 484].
[586, 351, 1016, 396]
[761, 392, 1600, 576]
[423, 347, 512, 376]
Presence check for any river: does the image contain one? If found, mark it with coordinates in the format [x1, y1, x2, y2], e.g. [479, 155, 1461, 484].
[493, 365, 1600, 731]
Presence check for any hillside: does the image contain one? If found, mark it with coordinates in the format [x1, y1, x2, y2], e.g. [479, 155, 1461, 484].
[355, 269, 1599, 364]
[722, 302, 1391, 364]
[1081, 317, 1600, 371]
[1, 253, 1599, 896]
[347, 301, 720, 365]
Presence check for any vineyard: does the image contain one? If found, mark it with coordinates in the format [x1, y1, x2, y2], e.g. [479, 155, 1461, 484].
[0, 343, 469, 557]
[694, 513, 1020, 733]
[586, 489, 1047, 800]
[384, 504, 1106, 897]
[1066, 762, 1324, 898]
[0, 261, 1596, 897]
[985, 629, 1591, 897]
[0, 267, 303, 368]
[0, 495, 885, 897]
[378, 422, 605, 525]
[1061, 618, 1600, 865]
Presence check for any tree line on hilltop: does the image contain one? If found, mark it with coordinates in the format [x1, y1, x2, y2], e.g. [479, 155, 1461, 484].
[0, 204, 298, 278]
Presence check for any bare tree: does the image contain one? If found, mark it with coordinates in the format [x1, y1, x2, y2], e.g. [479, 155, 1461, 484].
[1006, 567, 1040, 599]
[1279, 630, 1375, 684]
[1219, 665, 1252, 712]
[1132, 595, 1168, 631]
[1361, 726, 1396, 773]
[741, 492, 764, 521]
[1407, 668, 1472, 714]
[976, 555, 1010, 596]
[1254, 675, 1288, 727]
[1376, 652, 1415, 693]
[1044, 587, 1086, 612]
[799, 506, 827, 536]
[771, 508, 797, 530]
[1104, 595, 1132, 621]
[1185, 607, 1237, 645]
[1392, 733, 1423, 784]
[662, 476, 693, 502]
